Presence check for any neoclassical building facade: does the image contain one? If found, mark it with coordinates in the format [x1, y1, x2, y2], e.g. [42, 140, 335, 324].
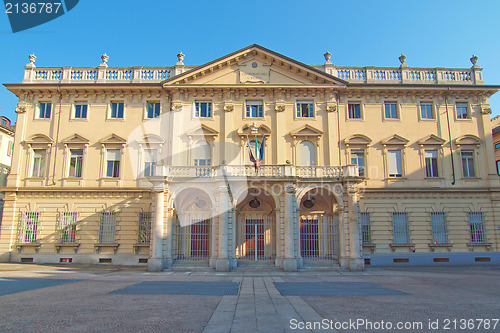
[1, 45, 499, 271]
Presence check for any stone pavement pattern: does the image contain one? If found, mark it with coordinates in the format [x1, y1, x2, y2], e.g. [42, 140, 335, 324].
[0, 264, 499, 332]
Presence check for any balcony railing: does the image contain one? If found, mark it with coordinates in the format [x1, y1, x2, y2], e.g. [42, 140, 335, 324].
[157, 165, 358, 179]
[22, 64, 483, 85]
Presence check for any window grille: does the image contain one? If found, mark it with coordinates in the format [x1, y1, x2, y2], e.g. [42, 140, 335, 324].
[393, 212, 409, 244]
[173, 215, 211, 261]
[360, 212, 371, 244]
[20, 211, 40, 243]
[299, 215, 336, 260]
[431, 212, 447, 244]
[137, 212, 151, 244]
[469, 212, 486, 244]
[99, 212, 116, 244]
[59, 212, 78, 244]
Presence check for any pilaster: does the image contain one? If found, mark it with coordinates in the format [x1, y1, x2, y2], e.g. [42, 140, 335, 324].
[283, 183, 298, 272]
[216, 185, 230, 272]
[148, 184, 165, 272]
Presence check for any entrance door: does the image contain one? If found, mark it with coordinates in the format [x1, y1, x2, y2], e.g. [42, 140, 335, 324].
[245, 219, 265, 261]
[190, 219, 210, 258]
[236, 214, 275, 261]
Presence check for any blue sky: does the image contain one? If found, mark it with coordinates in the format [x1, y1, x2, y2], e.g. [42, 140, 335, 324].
[1, 0, 500, 122]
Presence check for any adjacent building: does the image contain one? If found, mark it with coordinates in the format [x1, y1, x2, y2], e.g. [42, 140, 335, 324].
[0, 45, 499, 271]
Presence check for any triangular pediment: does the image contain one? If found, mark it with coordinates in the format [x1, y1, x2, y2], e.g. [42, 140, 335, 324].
[344, 134, 372, 146]
[381, 134, 409, 145]
[186, 124, 219, 138]
[62, 133, 90, 145]
[418, 134, 446, 146]
[99, 133, 127, 145]
[455, 134, 481, 146]
[290, 124, 323, 137]
[163, 44, 347, 87]
[26, 134, 53, 144]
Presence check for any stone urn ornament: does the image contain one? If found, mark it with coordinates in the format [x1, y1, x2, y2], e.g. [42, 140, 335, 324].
[28, 53, 36, 64]
[101, 53, 109, 66]
[470, 55, 478, 66]
[399, 54, 406, 65]
[177, 51, 185, 63]
[324, 51, 332, 63]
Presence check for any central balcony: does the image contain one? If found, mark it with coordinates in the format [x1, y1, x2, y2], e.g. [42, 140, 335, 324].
[154, 165, 359, 180]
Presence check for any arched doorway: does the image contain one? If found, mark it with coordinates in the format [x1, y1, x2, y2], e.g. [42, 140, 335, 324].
[236, 188, 276, 262]
[172, 188, 213, 262]
[298, 187, 340, 262]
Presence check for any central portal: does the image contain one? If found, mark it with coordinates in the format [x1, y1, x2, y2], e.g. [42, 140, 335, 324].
[236, 188, 276, 262]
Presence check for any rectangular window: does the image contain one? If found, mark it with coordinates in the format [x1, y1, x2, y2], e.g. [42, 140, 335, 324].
[384, 102, 398, 119]
[296, 101, 314, 118]
[393, 212, 409, 244]
[195, 102, 212, 118]
[144, 149, 157, 177]
[147, 102, 160, 119]
[99, 212, 116, 244]
[431, 212, 447, 244]
[469, 212, 486, 244]
[496, 143, 500, 150]
[59, 212, 78, 244]
[110, 102, 124, 119]
[461, 150, 475, 178]
[21, 211, 39, 243]
[245, 101, 263, 118]
[425, 150, 439, 178]
[194, 159, 211, 166]
[74, 103, 88, 119]
[351, 150, 365, 177]
[138, 212, 152, 244]
[348, 103, 361, 119]
[32, 149, 47, 178]
[456, 102, 469, 119]
[497, 160, 500, 176]
[69, 149, 83, 178]
[7, 141, 13, 157]
[388, 150, 402, 178]
[106, 149, 120, 178]
[38, 102, 51, 119]
[360, 212, 371, 244]
[420, 102, 434, 119]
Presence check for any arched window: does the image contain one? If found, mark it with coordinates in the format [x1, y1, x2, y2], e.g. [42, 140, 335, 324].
[192, 141, 211, 166]
[298, 141, 315, 166]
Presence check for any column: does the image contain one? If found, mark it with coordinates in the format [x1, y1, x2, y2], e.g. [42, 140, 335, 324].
[148, 188, 165, 272]
[283, 183, 298, 272]
[216, 185, 230, 272]
[347, 183, 364, 271]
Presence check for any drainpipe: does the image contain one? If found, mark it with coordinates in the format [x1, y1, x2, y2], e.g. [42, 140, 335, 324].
[444, 88, 456, 185]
